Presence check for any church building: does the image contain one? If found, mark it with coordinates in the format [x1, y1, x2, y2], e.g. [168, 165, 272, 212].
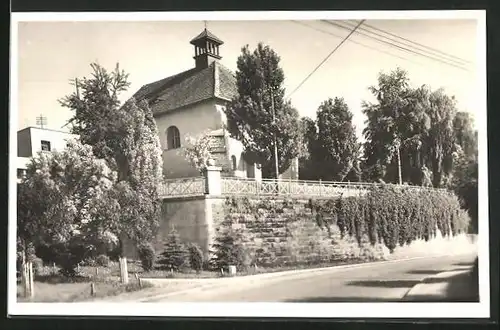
[133, 28, 299, 180]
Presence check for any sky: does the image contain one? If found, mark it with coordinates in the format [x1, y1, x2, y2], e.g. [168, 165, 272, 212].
[15, 17, 480, 139]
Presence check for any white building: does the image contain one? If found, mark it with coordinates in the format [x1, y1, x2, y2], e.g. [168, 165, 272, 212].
[16, 126, 77, 182]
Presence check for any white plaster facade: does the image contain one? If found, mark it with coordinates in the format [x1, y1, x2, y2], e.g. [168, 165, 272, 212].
[154, 99, 262, 179]
[16, 126, 78, 182]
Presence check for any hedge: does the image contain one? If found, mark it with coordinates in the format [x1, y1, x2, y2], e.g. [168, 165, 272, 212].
[312, 185, 470, 252]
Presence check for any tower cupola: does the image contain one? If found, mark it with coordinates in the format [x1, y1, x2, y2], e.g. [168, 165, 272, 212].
[190, 28, 224, 69]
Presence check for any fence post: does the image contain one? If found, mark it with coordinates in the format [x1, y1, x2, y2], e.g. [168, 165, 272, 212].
[319, 179, 322, 197]
[28, 261, 34, 299]
[119, 257, 129, 284]
[204, 165, 222, 196]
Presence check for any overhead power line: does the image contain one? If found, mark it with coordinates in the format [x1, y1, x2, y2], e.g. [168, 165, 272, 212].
[291, 20, 425, 68]
[351, 20, 472, 65]
[339, 20, 470, 67]
[286, 19, 366, 100]
[322, 20, 471, 72]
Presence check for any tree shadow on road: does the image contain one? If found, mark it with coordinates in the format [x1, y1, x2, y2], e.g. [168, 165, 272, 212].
[346, 277, 455, 288]
[284, 296, 402, 302]
[406, 270, 444, 275]
[406, 267, 471, 275]
[453, 262, 475, 267]
[346, 280, 421, 288]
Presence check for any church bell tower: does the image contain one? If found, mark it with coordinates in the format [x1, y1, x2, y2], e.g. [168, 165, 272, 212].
[190, 28, 224, 70]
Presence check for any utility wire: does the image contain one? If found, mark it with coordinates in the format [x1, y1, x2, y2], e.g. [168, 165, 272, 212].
[339, 20, 470, 67]
[286, 19, 366, 100]
[291, 20, 425, 68]
[350, 20, 472, 64]
[322, 20, 471, 72]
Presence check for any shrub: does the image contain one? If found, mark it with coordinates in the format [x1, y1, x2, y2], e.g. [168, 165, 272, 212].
[157, 229, 190, 272]
[210, 229, 248, 271]
[137, 242, 156, 272]
[96, 254, 110, 267]
[82, 257, 97, 267]
[188, 243, 204, 273]
[31, 257, 44, 274]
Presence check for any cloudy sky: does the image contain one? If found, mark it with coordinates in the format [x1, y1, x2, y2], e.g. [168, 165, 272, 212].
[15, 15, 481, 139]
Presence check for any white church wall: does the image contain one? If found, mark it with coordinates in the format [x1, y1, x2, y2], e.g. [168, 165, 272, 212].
[155, 99, 224, 179]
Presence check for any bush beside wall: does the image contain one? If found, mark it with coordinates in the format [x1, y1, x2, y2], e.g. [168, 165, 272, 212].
[211, 185, 470, 268]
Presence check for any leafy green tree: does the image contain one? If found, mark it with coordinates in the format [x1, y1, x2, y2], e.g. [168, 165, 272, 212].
[60, 63, 163, 255]
[362, 68, 413, 183]
[450, 150, 478, 233]
[453, 111, 478, 161]
[362, 68, 458, 187]
[423, 88, 457, 187]
[224, 43, 301, 178]
[314, 97, 358, 181]
[17, 140, 118, 275]
[449, 111, 477, 232]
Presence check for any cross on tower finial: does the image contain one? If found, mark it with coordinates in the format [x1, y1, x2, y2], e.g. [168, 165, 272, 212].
[36, 114, 47, 129]
[204, 20, 207, 29]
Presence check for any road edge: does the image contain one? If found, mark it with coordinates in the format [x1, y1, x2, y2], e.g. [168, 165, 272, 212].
[137, 253, 474, 302]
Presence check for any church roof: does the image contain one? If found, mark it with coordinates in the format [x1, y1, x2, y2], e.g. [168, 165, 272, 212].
[133, 61, 237, 115]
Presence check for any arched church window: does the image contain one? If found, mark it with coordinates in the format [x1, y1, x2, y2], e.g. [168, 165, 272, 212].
[166, 126, 181, 149]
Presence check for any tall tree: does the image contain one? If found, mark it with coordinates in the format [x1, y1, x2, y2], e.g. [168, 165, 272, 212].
[421, 88, 457, 187]
[314, 97, 358, 181]
[362, 67, 414, 184]
[450, 112, 478, 232]
[362, 68, 458, 187]
[224, 43, 301, 178]
[450, 150, 478, 233]
[60, 63, 163, 255]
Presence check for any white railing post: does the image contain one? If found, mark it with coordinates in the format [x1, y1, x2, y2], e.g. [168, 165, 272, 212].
[204, 165, 222, 196]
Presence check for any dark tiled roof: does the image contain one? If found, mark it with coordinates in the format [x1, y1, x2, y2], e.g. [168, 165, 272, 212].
[190, 29, 224, 45]
[134, 61, 237, 115]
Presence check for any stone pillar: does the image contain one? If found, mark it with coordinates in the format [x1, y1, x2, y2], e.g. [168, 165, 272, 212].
[254, 164, 262, 182]
[204, 165, 222, 196]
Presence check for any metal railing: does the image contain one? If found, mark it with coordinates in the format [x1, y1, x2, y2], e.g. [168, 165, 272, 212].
[159, 177, 205, 198]
[159, 176, 449, 199]
[220, 177, 447, 198]
[220, 177, 370, 198]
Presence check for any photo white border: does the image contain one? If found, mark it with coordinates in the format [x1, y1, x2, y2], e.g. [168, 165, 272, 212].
[8, 10, 489, 319]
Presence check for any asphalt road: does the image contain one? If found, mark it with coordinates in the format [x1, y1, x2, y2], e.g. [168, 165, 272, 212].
[144, 253, 478, 302]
